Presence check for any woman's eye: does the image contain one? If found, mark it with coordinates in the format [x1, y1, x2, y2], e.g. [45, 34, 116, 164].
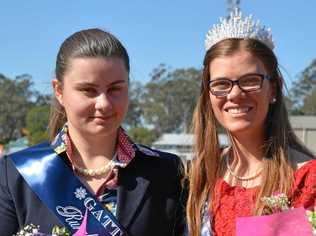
[108, 86, 123, 93]
[213, 81, 230, 88]
[80, 88, 97, 95]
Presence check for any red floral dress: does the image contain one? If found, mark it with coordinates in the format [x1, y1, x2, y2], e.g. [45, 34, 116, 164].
[210, 159, 316, 236]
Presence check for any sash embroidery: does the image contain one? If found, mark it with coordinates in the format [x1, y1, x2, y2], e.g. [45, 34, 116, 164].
[10, 143, 128, 236]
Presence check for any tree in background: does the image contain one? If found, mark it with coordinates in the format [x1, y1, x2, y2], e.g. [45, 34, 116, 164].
[24, 105, 50, 145]
[301, 88, 316, 115]
[127, 127, 157, 146]
[289, 59, 316, 114]
[124, 81, 143, 128]
[142, 64, 201, 136]
[0, 74, 34, 144]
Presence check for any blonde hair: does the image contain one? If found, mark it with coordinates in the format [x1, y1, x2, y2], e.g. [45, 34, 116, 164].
[186, 38, 314, 236]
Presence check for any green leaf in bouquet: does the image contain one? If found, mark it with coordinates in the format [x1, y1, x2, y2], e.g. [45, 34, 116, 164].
[51, 225, 71, 236]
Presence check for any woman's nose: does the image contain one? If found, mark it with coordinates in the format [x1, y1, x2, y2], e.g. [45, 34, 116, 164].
[226, 83, 244, 100]
[95, 93, 112, 110]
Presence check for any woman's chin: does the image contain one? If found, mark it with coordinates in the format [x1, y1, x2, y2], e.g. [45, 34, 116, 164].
[225, 122, 254, 135]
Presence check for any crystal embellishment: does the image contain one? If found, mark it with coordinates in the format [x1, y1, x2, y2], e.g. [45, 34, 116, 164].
[74, 187, 87, 200]
[205, 8, 274, 51]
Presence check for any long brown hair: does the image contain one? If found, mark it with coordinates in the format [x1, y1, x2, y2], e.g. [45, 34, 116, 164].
[49, 28, 130, 139]
[187, 38, 314, 236]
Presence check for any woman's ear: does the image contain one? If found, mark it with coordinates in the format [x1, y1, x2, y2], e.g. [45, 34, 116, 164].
[52, 79, 64, 106]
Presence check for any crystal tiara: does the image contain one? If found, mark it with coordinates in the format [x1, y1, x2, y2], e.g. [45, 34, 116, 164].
[205, 8, 274, 51]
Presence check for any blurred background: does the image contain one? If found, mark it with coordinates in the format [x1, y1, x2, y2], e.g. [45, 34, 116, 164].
[1, 0, 315, 160]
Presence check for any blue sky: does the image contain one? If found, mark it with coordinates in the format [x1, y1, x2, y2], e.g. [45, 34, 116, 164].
[1, 0, 315, 94]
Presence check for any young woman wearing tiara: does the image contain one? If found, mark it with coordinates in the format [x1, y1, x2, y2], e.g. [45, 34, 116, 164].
[187, 9, 316, 236]
[0, 28, 185, 236]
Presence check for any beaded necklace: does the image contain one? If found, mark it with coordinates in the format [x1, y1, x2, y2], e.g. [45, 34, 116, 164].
[225, 155, 262, 181]
[73, 153, 117, 177]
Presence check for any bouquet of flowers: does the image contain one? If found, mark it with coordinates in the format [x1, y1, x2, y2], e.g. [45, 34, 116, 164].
[15, 209, 88, 236]
[14, 224, 71, 236]
[236, 193, 316, 236]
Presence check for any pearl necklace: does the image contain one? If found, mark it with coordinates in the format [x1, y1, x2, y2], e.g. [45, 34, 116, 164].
[74, 153, 117, 177]
[225, 155, 262, 181]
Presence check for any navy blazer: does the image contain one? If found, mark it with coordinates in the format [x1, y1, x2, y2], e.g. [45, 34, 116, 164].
[0, 145, 186, 236]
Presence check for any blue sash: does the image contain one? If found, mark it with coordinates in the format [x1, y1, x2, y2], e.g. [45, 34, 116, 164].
[10, 142, 128, 236]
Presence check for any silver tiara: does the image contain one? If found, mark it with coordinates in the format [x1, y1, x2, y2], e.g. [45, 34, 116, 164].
[205, 9, 274, 51]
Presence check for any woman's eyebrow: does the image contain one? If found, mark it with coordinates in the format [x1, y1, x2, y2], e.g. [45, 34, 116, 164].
[108, 80, 127, 86]
[74, 82, 97, 88]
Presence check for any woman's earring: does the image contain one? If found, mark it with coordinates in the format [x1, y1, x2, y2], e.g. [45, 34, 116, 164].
[271, 98, 276, 104]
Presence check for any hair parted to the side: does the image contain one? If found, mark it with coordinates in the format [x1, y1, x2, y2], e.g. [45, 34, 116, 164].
[49, 28, 130, 139]
[186, 38, 314, 236]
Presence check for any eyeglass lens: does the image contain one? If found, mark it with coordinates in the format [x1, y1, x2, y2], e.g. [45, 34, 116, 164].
[209, 74, 264, 96]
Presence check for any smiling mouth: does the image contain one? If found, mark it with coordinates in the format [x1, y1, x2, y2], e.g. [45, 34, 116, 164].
[92, 115, 114, 120]
[226, 107, 252, 114]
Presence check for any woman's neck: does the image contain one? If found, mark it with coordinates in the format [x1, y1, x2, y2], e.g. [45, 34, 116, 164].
[223, 133, 265, 188]
[228, 127, 266, 164]
[230, 136, 263, 163]
[67, 125, 118, 167]
[225, 129, 266, 181]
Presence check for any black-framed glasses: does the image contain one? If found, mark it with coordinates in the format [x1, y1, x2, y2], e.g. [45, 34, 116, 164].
[208, 73, 271, 97]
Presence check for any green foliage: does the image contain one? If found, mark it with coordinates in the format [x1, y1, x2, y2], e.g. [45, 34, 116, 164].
[289, 59, 316, 114]
[25, 105, 50, 145]
[127, 127, 157, 146]
[124, 81, 143, 127]
[0, 74, 34, 143]
[142, 64, 202, 135]
[301, 88, 316, 115]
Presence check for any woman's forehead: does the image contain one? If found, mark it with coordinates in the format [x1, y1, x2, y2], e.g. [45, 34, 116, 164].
[209, 51, 266, 78]
[64, 57, 128, 84]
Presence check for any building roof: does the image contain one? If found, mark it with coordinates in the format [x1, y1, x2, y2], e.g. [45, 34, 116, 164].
[152, 133, 229, 146]
[290, 116, 316, 129]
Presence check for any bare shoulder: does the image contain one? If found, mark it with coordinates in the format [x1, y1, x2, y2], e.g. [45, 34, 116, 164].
[290, 148, 315, 170]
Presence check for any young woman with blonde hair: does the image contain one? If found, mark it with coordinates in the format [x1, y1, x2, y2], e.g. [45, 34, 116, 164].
[187, 10, 316, 236]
